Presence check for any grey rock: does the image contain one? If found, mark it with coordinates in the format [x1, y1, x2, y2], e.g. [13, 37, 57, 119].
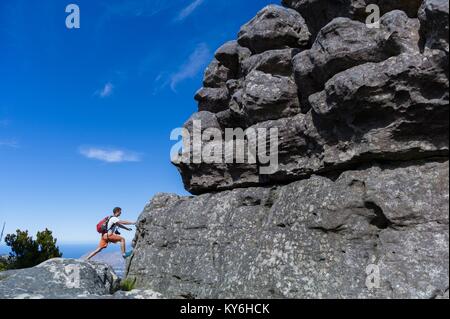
[309, 53, 449, 151]
[195, 87, 230, 113]
[174, 158, 260, 196]
[183, 111, 221, 134]
[80, 251, 126, 278]
[128, 162, 449, 298]
[0, 259, 164, 299]
[235, 70, 301, 125]
[238, 5, 311, 54]
[0, 258, 120, 299]
[214, 108, 246, 129]
[199, 42, 250, 108]
[370, 0, 423, 17]
[144, 0, 449, 299]
[203, 59, 234, 88]
[225, 79, 242, 96]
[282, 0, 423, 38]
[435, 289, 449, 299]
[214, 41, 251, 76]
[245, 113, 323, 183]
[293, 13, 420, 111]
[109, 289, 164, 299]
[178, 51, 448, 194]
[418, 0, 449, 57]
[241, 48, 299, 77]
[380, 10, 421, 53]
[0, 269, 21, 281]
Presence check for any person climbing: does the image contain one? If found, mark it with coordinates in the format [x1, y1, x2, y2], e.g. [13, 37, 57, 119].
[86, 207, 135, 260]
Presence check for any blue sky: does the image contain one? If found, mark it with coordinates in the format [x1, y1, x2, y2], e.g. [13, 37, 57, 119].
[0, 0, 276, 246]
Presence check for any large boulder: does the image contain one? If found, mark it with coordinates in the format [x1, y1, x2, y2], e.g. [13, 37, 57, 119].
[418, 0, 449, 57]
[309, 53, 449, 150]
[0, 258, 166, 299]
[203, 59, 234, 88]
[0, 259, 120, 299]
[214, 40, 251, 77]
[293, 11, 420, 111]
[235, 70, 301, 125]
[128, 161, 449, 299]
[241, 48, 299, 77]
[238, 5, 311, 54]
[194, 87, 230, 113]
[130, 0, 449, 300]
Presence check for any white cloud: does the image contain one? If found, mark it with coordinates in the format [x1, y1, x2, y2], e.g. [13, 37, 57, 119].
[79, 146, 141, 163]
[96, 82, 114, 98]
[170, 43, 210, 91]
[175, 0, 205, 22]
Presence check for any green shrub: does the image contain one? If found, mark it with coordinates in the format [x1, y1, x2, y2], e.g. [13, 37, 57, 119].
[120, 277, 137, 292]
[4, 228, 62, 270]
[0, 262, 6, 272]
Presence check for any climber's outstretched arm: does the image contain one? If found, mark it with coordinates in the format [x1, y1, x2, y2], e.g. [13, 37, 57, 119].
[118, 220, 135, 225]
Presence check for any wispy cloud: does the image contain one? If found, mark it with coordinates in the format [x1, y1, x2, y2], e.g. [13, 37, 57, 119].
[170, 43, 211, 91]
[79, 146, 141, 163]
[0, 139, 19, 148]
[96, 82, 114, 98]
[174, 0, 205, 22]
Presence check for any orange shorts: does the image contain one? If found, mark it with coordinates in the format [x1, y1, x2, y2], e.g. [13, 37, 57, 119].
[99, 233, 123, 248]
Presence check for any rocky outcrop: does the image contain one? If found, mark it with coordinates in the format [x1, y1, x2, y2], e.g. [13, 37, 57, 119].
[174, 0, 448, 195]
[128, 0, 449, 299]
[293, 11, 421, 110]
[419, 0, 449, 52]
[0, 258, 162, 299]
[282, 0, 423, 38]
[128, 161, 449, 298]
[237, 5, 311, 54]
[0, 259, 120, 299]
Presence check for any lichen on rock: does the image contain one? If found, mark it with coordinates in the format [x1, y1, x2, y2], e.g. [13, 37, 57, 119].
[130, 0, 449, 299]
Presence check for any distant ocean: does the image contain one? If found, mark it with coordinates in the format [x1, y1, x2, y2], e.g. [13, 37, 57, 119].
[0, 243, 127, 277]
[0, 243, 97, 259]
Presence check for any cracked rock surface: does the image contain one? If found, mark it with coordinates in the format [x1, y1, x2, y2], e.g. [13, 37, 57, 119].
[129, 0, 449, 299]
[175, 0, 449, 194]
[0, 259, 120, 299]
[129, 161, 449, 298]
[4, 0, 446, 300]
[0, 258, 164, 299]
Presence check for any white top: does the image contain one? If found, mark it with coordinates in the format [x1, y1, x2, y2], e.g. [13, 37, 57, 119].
[107, 216, 120, 234]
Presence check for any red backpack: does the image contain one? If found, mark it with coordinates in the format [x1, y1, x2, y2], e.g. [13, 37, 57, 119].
[96, 216, 112, 234]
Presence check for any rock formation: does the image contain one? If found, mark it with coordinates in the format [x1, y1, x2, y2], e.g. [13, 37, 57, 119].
[127, 0, 449, 299]
[0, 258, 162, 299]
[1, 0, 446, 300]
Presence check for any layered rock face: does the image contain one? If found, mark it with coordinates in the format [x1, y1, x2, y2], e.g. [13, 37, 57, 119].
[175, 1, 448, 195]
[282, 0, 424, 38]
[129, 0, 449, 299]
